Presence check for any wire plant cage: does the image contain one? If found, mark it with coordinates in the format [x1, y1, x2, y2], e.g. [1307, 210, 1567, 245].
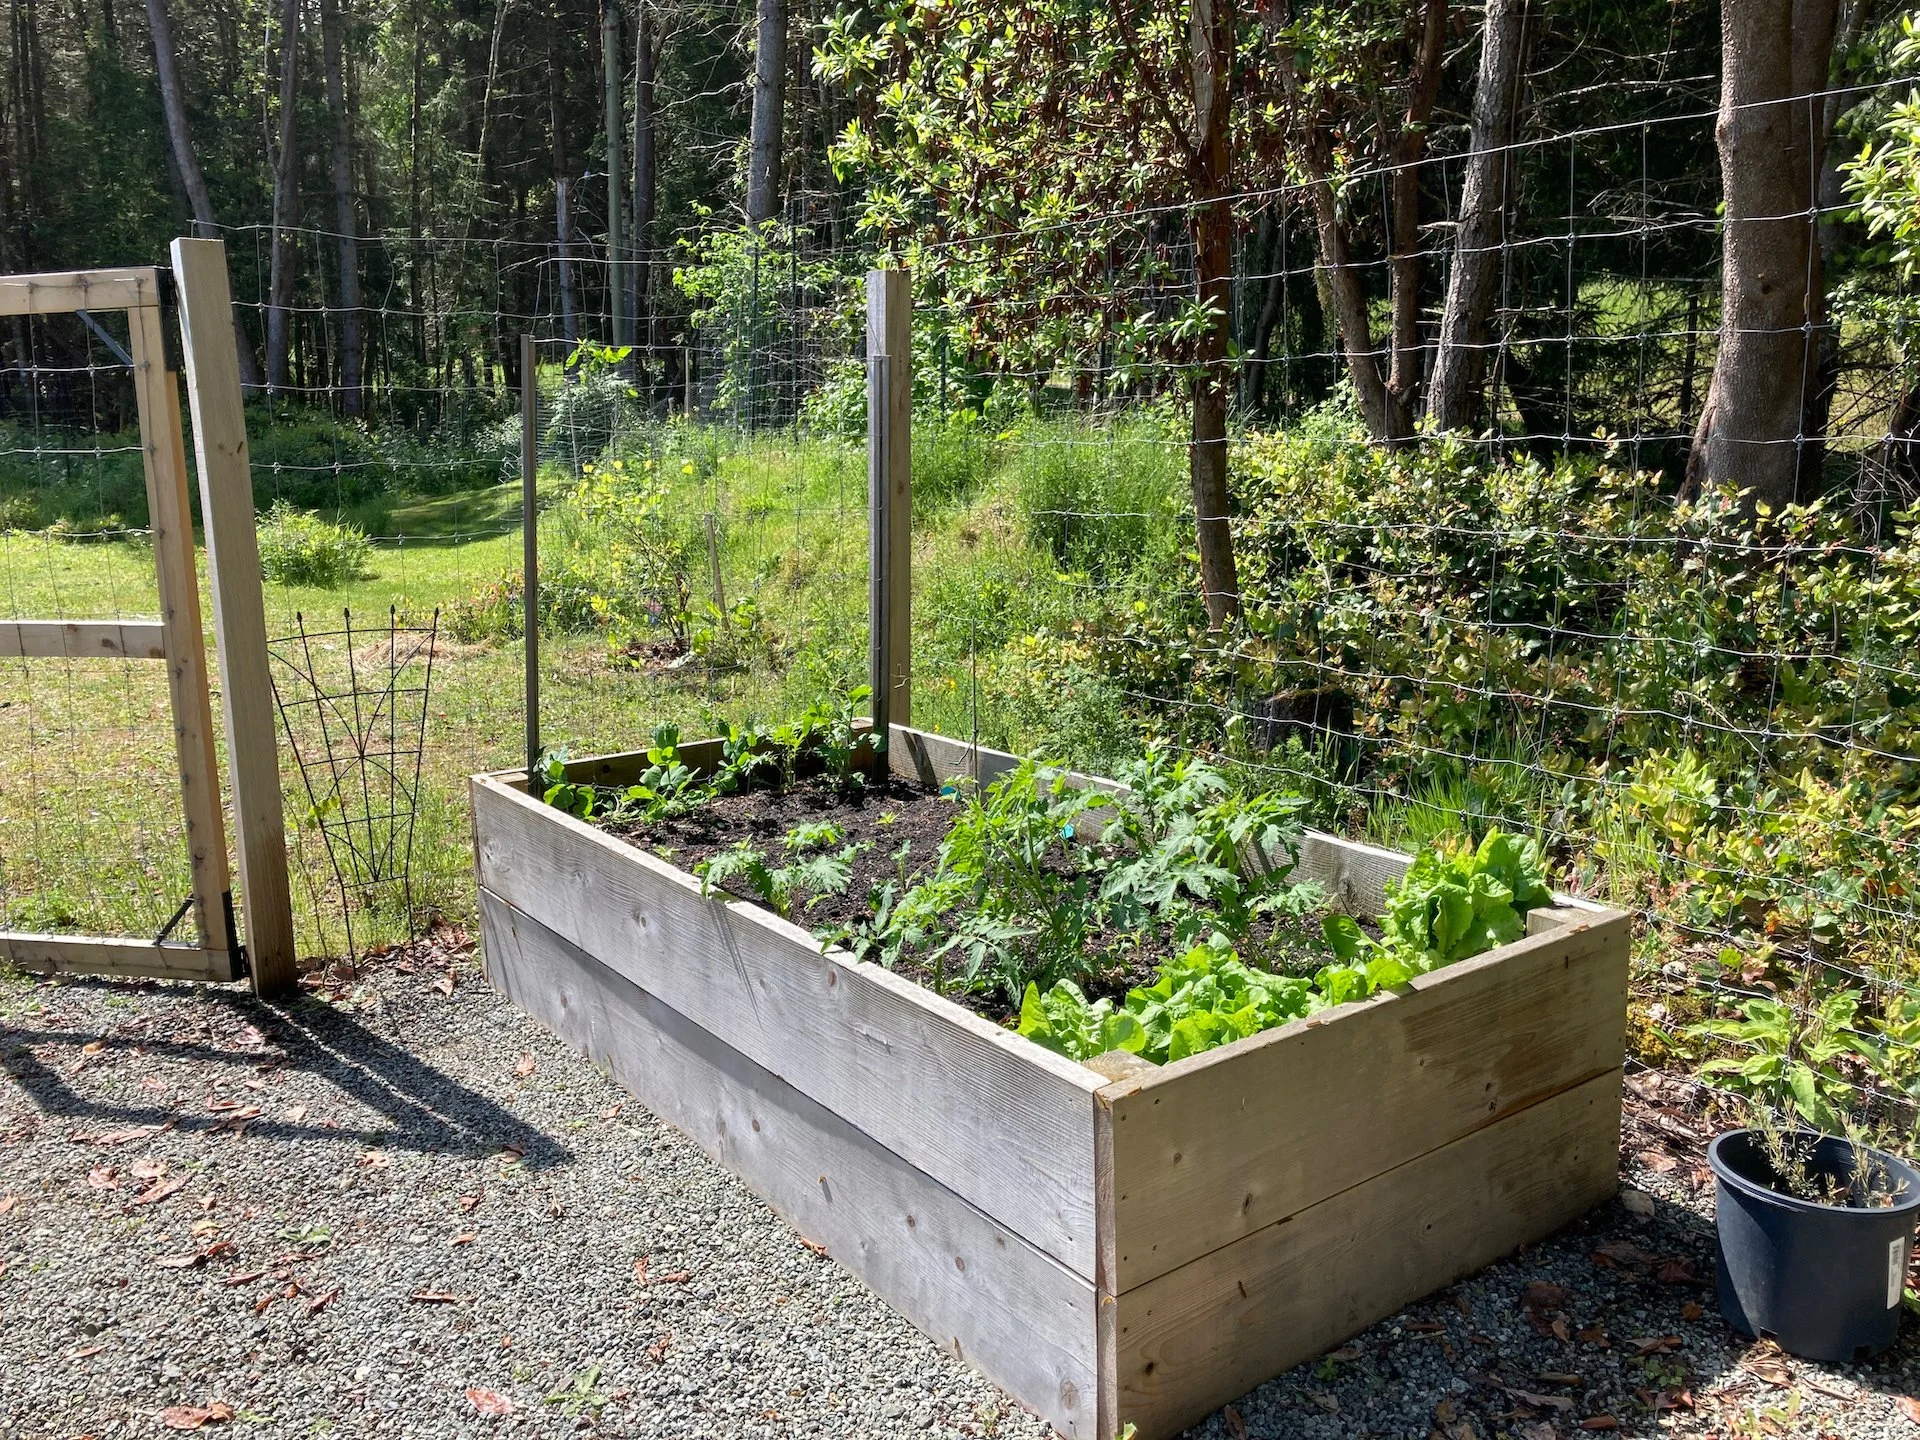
[268, 606, 440, 965]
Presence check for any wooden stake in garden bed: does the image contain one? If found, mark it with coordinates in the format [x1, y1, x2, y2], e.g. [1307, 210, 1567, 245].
[867, 269, 911, 738]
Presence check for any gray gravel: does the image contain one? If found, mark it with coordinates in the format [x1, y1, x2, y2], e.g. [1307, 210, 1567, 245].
[2, 938, 1918, 1439]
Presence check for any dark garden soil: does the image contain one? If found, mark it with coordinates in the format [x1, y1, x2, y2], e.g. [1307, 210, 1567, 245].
[601, 774, 1330, 1027]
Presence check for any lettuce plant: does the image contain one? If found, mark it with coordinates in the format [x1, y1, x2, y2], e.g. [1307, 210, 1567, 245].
[1321, 829, 1550, 989]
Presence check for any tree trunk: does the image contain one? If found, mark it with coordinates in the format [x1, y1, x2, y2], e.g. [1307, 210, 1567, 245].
[745, 0, 785, 223]
[1382, 0, 1446, 439]
[550, 35, 578, 348]
[632, 0, 656, 368]
[601, 1, 628, 344]
[1427, 0, 1527, 432]
[1271, 0, 1390, 439]
[320, 0, 361, 416]
[265, 0, 302, 396]
[143, 0, 263, 389]
[1186, 0, 1240, 626]
[1694, 0, 1840, 511]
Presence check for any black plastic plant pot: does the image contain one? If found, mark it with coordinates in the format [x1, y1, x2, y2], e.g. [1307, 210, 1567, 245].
[1710, 1129, 1920, 1363]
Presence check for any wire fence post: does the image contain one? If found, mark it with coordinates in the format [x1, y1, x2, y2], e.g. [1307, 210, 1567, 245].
[521, 332, 540, 792]
[867, 268, 911, 743]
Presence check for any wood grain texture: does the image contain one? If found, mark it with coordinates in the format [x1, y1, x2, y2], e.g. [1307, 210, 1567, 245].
[480, 890, 1102, 1437]
[0, 267, 162, 316]
[867, 269, 912, 731]
[0, 620, 166, 659]
[0, 932, 236, 981]
[171, 237, 297, 995]
[1110, 1069, 1624, 1440]
[1098, 908, 1630, 1292]
[470, 773, 1104, 1276]
[129, 313, 231, 953]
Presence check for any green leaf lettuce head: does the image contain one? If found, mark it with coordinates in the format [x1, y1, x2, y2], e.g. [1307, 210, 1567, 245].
[1324, 829, 1551, 980]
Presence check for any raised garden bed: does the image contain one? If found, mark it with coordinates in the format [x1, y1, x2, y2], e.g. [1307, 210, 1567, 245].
[471, 725, 1630, 1440]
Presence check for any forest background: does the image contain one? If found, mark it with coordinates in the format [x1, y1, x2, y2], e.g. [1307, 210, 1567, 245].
[4, 0, 1920, 1135]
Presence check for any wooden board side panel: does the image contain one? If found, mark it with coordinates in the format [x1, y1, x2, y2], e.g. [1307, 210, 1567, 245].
[0, 933, 236, 982]
[480, 892, 1101, 1438]
[1111, 1070, 1624, 1440]
[0, 621, 167, 659]
[1102, 910, 1630, 1291]
[470, 775, 1103, 1277]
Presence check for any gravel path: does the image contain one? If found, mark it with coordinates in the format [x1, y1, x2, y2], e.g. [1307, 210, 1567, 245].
[1, 935, 1916, 1439]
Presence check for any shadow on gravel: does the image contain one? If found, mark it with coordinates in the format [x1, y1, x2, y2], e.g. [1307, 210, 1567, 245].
[0, 979, 571, 1169]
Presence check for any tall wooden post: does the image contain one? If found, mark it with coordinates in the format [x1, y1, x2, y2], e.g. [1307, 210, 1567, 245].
[170, 237, 299, 995]
[866, 269, 910, 740]
[521, 333, 541, 790]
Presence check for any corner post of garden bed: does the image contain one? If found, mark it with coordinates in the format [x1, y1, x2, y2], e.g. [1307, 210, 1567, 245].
[866, 268, 911, 741]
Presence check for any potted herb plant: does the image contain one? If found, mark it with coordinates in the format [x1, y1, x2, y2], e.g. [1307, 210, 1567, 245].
[1709, 1111, 1920, 1362]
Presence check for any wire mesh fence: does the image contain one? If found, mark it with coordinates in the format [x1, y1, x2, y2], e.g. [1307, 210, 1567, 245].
[0, 54, 1915, 1131]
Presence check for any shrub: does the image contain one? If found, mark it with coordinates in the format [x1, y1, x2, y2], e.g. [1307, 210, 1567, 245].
[256, 501, 372, 587]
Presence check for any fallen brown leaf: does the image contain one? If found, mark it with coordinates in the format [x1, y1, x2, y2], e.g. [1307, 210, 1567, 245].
[634, 1255, 649, 1286]
[72, 1344, 105, 1359]
[130, 1158, 167, 1181]
[0, 1194, 17, 1214]
[798, 1236, 828, 1257]
[153, 1252, 204, 1270]
[86, 1165, 119, 1190]
[284, 1105, 307, 1123]
[513, 1054, 536, 1078]
[133, 1177, 185, 1206]
[221, 1270, 264, 1287]
[1578, 1417, 1620, 1431]
[159, 1401, 234, 1430]
[1326, 1345, 1363, 1362]
[450, 1232, 476, 1247]
[1406, 1320, 1447, 1334]
[1629, 1335, 1683, 1356]
[1681, 1301, 1704, 1321]
[1742, 1347, 1794, 1387]
[409, 1289, 463, 1304]
[467, 1387, 515, 1417]
[1537, 1371, 1584, 1385]
[1576, 1324, 1609, 1346]
[1655, 1258, 1699, 1286]
[458, 1192, 482, 1213]
[1499, 1385, 1575, 1412]
[433, 966, 456, 997]
[646, 1332, 672, 1363]
[1306, 1391, 1339, 1414]
[1224, 1402, 1247, 1437]
[97, 1126, 153, 1146]
[306, 1287, 340, 1317]
[1898, 1396, 1920, 1425]
[1522, 1281, 1567, 1312]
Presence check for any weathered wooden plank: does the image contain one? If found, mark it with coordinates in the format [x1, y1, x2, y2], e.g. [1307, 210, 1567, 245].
[470, 773, 1104, 1277]
[0, 932, 236, 982]
[171, 237, 297, 995]
[0, 620, 166, 659]
[1110, 1069, 1624, 1440]
[0, 267, 162, 317]
[1098, 908, 1630, 1293]
[128, 312, 231, 952]
[867, 269, 912, 735]
[480, 890, 1102, 1437]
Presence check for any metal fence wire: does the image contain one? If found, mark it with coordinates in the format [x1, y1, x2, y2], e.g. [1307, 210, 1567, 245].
[1, 49, 1917, 1133]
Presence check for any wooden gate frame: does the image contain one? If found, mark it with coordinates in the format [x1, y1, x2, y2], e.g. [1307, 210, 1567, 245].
[0, 247, 296, 995]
